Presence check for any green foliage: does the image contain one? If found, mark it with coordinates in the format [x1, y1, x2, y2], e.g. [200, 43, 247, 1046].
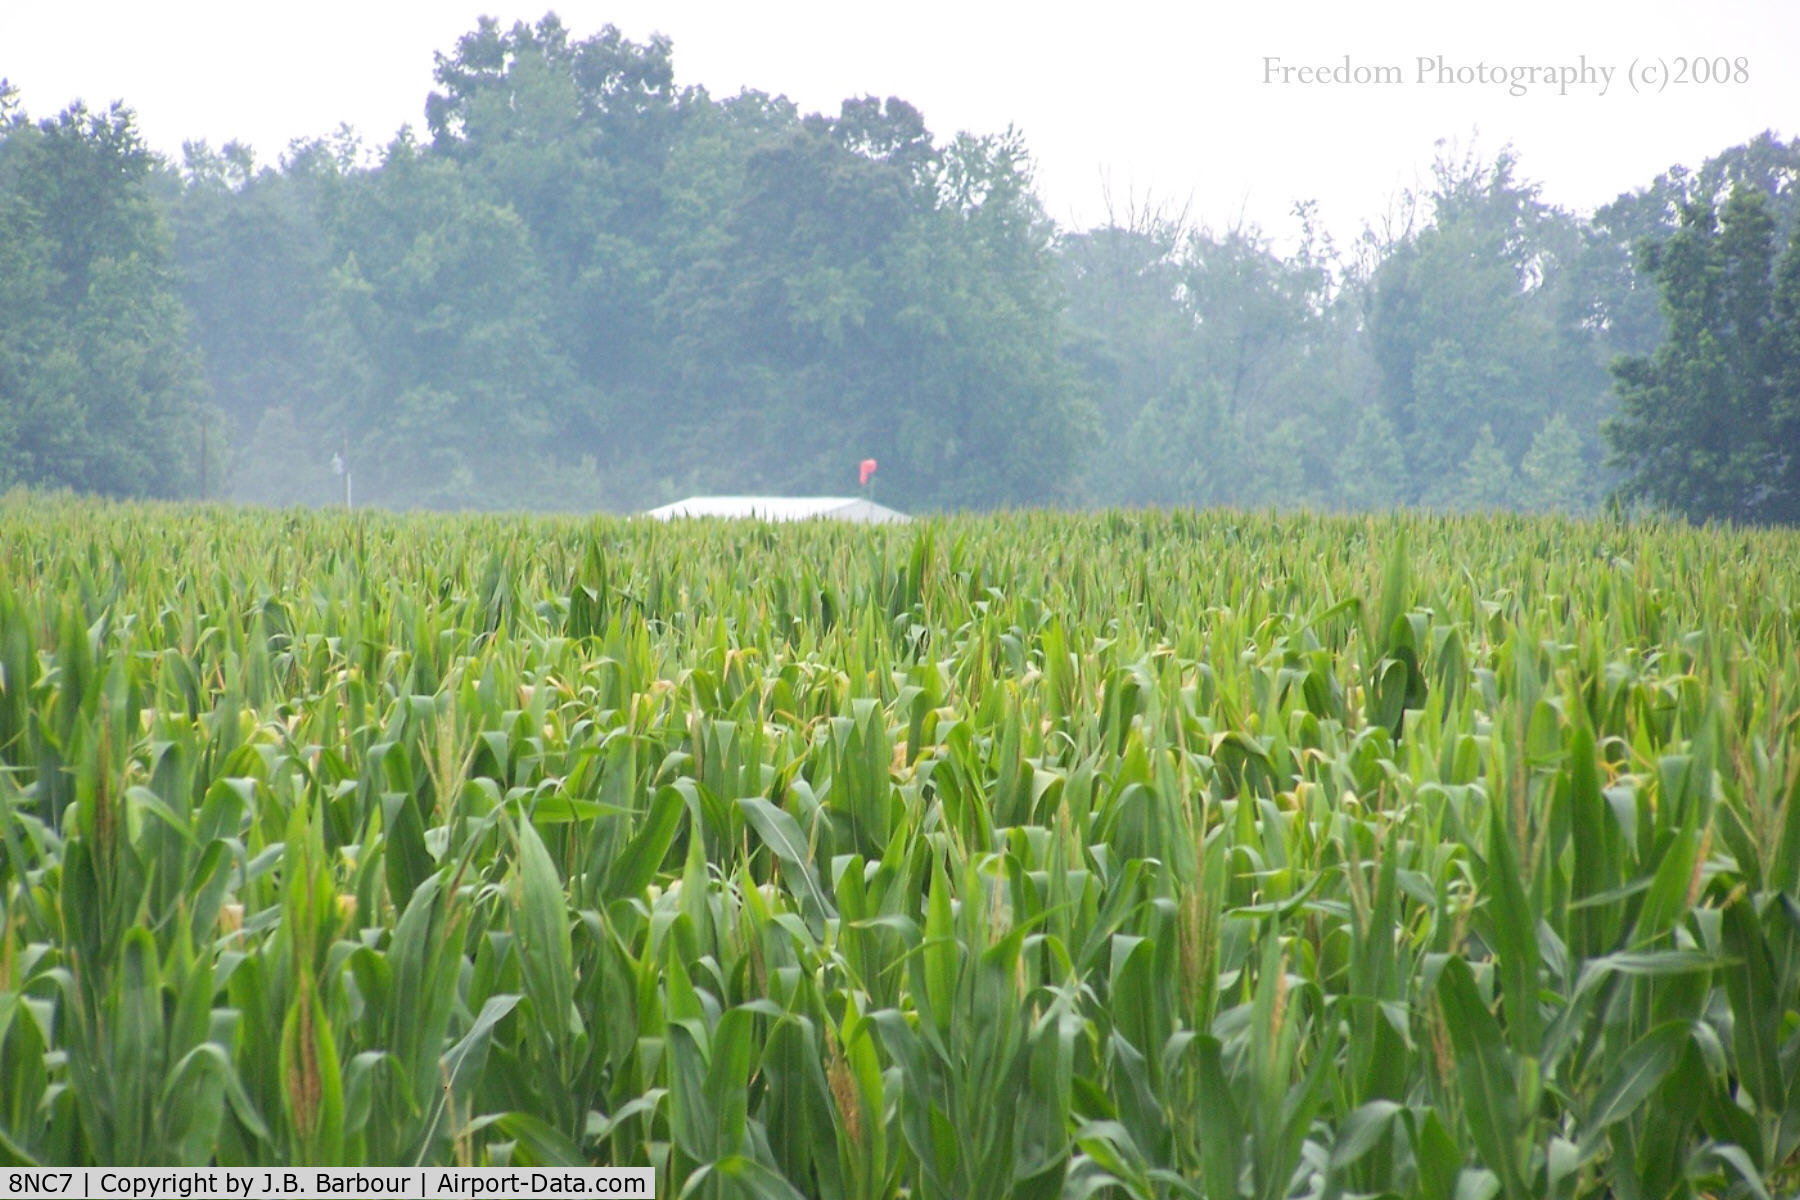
[3, 496, 1799, 1197]
[1336, 406, 1407, 510]
[5, 35, 1800, 519]
[1518, 412, 1590, 512]
[1581, 131, 1800, 366]
[1063, 209, 1354, 510]
[1450, 424, 1517, 511]
[1607, 183, 1800, 523]
[144, 20, 1094, 512]
[1366, 148, 1608, 508]
[0, 97, 207, 497]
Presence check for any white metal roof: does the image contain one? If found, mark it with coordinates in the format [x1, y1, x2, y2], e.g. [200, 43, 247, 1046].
[641, 496, 910, 524]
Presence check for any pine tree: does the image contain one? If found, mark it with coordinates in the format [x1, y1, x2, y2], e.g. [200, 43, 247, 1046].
[1452, 424, 1516, 511]
[1519, 413, 1589, 512]
[1336, 407, 1407, 510]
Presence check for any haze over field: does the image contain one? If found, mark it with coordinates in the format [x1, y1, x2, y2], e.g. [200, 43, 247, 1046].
[1, 4, 1797, 520]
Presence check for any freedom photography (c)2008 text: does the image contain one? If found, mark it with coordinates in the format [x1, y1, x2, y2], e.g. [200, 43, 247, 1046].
[1261, 52, 1749, 96]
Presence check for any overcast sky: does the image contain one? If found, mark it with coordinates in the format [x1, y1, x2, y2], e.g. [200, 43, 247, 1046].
[4, 0, 1796, 244]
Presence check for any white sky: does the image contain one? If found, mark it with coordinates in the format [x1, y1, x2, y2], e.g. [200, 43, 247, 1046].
[3, 0, 1797, 244]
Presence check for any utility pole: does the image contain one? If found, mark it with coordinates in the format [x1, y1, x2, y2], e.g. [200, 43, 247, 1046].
[199, 412, 208, 501]
[332, 435, 353, 511]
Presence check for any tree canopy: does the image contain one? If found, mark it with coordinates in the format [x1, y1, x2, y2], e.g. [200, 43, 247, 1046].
[1606, 183, 1800, 524]
[0, 84, 205, 496]
[1, 31, 1796, 521]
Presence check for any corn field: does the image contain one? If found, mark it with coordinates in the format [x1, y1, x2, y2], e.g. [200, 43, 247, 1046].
[1, 494, 1798, 1198]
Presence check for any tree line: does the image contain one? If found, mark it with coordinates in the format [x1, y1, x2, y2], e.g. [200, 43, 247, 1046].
[2, 15, 1797, 521]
